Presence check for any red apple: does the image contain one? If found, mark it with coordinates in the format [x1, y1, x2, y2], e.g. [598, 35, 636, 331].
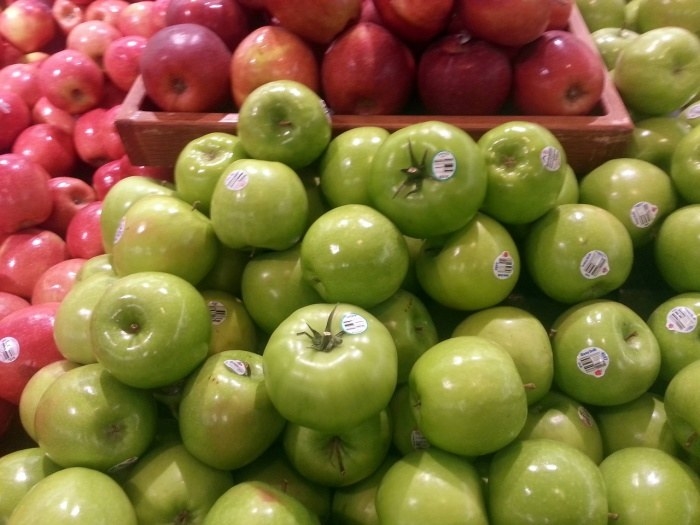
[321, 21, 415, 115]
[66, 19, 123, 68]
[37, 49, 105, 114]
[118, 154, 173, 182]
[266, 0, 362, 45]
[0, 291, 30, 321]
[0, 301, 63, 405]
[30, 257, 86, 304]
[91, 157, 124, 199]
[360, 0, 383, 24]
[456, 0, 551, 48]
[417, 32, 512, 115]
[165, 0, 250, 50]
[0, 398, 16, 440]
[65, 200, 104, 259]
[116, 0, 164, 38]
[31, 95, 76, 134]
[0, 0, 58, 54]
[0, 89, 31, 152]
[372, 0, 454, 44]
[52, 0, 86, 35]
[513, 29, 606, 116]
[39, 176, 97, 237]
[547, 0, 574, 30]
[98, 77, 128, 107]
[0, 35, 24, 68]
[0, 154, 52, 235]
[0, 62, 42, 108]
[140, 23, 231, 112]
[230, 24, 320, 108]
[84, 0, 129, 27]
[73, 105, 125, 167]
[103, 34, 146, 92]
[12, 122, 78, 177]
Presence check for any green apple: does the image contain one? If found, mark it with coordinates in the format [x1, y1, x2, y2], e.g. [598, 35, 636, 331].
[550, 299, 661, 406]
[670, 124, 700, 204]
[319, 126, 389, 207]
[627, 116, 692, 173]
[478, 121, 567, 225]
[409, 335, 528, 457]
[613, 27, 700, 116]
[452, 305, 554, 405]
[99, 175, 176, 254]
[625, 0, 641, 31]
[233, 445, 332, 523]
[282, 409, 391, 488]
[375, 447, 489, 525]
[33, 363, 158, 472]
[197, 244, 249, 298]
[178, 350, 285, 471]
[299, 204, 409, 309]
[576, 0, 626, 32]
[593, 392, 682, 457]
[488, 438, 609, 525]
[636, 0, 700, 36]
[75, 253, 114, 281]
[517, 390, 604, 464]
[91, 271, 211, 389]
[578, 158, 679, 247]
[209, 158, 309, 251]
[200, 289, 257, 355]
[0, 448, 61, 522]
[111, 193, 219, 285]
[202, 480, 321, 525]
[388, 383, 431, 456]
[600, 447, 700, 524]
[121, 442, 233, 525]
[240, 245, 323, 335]
[554, 163, 580, 206]
[664, 359, 700, 457]
[174, 131, 248, 216]
[236, 79, 332, 169]
[655, 205, 700, 292]
[416, 212, 520, 311]
[8, 466, 138, 525]
[368, 289, 439, 384]
[590, 27, 639, 71]
[53, 273, 117, 364]
[680, 100, 700, 128]
[524, 203, 634, 304]
[18, 359, 81, 441]
[648, 293, 700, 382]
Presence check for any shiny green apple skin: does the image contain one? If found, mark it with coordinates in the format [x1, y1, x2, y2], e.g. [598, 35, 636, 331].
[591, 27, 639, 70]
[655, 205, 700, 292]
[627, 116, 692, 173]
[664, 360, 700, 458]
[0, 448, 61, 522]
[200, 289, 257, 355]
[671, 125, 700, 204]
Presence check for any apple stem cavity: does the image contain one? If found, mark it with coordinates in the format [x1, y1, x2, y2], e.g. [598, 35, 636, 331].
[174, 509, 194, 525]
[330, 436, 346, 477]
[685, 431, 698, 449]
[297, 305, 346, 352]
[394, 139, 429, 198]
[523, 382, 536, 390]
[609, 512, 620, 521]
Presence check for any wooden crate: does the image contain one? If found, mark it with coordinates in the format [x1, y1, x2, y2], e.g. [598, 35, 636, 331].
[115, 6, 633, 175]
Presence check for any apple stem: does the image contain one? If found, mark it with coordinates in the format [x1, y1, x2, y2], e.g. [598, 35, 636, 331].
[608, 512, 620, 521]
[127, 322, 140, 334]
[393, 139, 429, 198]
[523, 382, 536, 390]
[331, 437, 346, 477]
[297, 305, 345, 352]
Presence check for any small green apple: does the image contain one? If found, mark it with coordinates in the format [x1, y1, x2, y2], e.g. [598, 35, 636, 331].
[75, 253, 114, 281]
[670, 124, 700, 204]
[636, 0, 700, 37]
[627, 116, 692, 173]
[200, 289, 257, 355]
[590, 27, 639, 70]
[576, 0, 626, 32]
[664, 359, 700, 458]
[655, 204, 700, 292]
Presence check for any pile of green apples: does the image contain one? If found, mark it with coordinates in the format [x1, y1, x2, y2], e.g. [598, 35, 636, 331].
[2, 67, 700, 524]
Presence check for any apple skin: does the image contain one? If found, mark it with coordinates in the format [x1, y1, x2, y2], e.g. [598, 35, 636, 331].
[654, 205, 700, 293]
[265, 0, 362, 45]
[0, 89, 31, 152]
[487, 438, 609, 525]
[0, 292, 29, 322]
[230, 24, 320, 109]
[664, 359, 700, 458]
[576, 0, 626, 31]
[103, 34, 147, 92]
[120, 442, 234, 525]
[600, 447, 700, 524]
[30, 257, 86, 304]
[513, 29, 606, 116]
[39, 176, 97, 238]
[202, 480, 321, 525]
[8, 466, 139, 524]
[0, 0, 57, 54]
[72, 105, 126, 168]
[0, 62, 41, 109]
[456, 0, 551, 47]
[591, 27, 639, 70]
[578, 157, 679, 248]
[200, 289, 257, 355]
[65, 200, 105, 260]
[627, 116, 692, 174]
[116, 0, 164, 38]
[636, 0, 700, 37]
[671, 124, 700, 204]
[321, 21, 415, 116]
[372, 0, 454, 44]
[0, 153, 52, 235]
[91, 271, 212, 389]
[164, 0, 250, 51]
[52, 0, 86, 36]
[37, 49, 105, 115]
[12, 122, 78, 178]
[524, 203, 634, 304]
[375, 447, 489, 525]
[613, 26, 700, 116]
[85, 0, 129, 26]
[66, 19, 122, 68]
[140, 23, 231, 112]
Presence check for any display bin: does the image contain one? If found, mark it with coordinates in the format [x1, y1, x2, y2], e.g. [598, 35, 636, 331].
[115, 6, 634, 175]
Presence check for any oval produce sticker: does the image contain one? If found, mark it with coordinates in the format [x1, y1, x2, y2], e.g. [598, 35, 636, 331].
[580, 250, 609, 279]
[666, 306, 698, 333]
[0, 337, 19, 363]
[431, 151, 457, 181]
[576, 346, 609, 377]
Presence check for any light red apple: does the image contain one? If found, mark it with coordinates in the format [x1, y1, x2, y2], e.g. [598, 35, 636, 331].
[0, 153, 52, 235]
[31, 95, 76, 134]
[84, 0, 129, 27]
[321, 21, 415, 115]
[91, 157, 124, 199]
[165, 0, 250, 50]
[265, 0, 362, 45]
[372, 0, 454, 44]
[103, 34, 147, 91]
[52, 0, 86, 35]
[65, 200, 104, 259]
[0, 291, 30, 321]
[230, 24, 320, 108]
[39, 176, 97, 237]
[0, 62, 42, 108]
[0, 89, 31, 152]
[12, 122, 78, 177]
[30, 257, 86, 304]
[0, 0, 58, 54]
[73, 105, 125, 167]
[116, 0, 164, 38]
[37, 49, 105, 114]
[66, 19, 123, 68]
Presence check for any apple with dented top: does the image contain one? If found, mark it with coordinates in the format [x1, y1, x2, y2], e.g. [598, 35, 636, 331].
[321, 22, 415, 116]
[671, 124, 700, 204]
[655, 205, 700, 293]
[237, 79, 332, 169]
[0, 153, 52, 235]
[90, 271, 211, 389]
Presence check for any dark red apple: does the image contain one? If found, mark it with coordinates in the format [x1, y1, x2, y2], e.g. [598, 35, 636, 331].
[321, 21, 416, 115]
[0, 154, 52, 235]
[417, 32, 512, 115]
[12, 122, 77, 177]
[513, 29, 606, 116]
[0, 89, 31, 152]
[165, 0, 250, 51]
[30, 257, 86, 304]
[547, 0, 573, 30]
[372, 0, 454, 44]
[39, 176, 97, 237]
[456, 0, 551, 48]
[140, 23, 231, 112]
[103, 34, 147, 92]
[0, 0, 58, 54]
[65, 200, 104, 259]
[37, 49, 105, 115]
[266, 0, 362, 45]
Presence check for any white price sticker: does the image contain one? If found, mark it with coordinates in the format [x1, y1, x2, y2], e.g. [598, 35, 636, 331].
[576, 347, 609, 377]
[224, 169, 249, 191]
[431, 151, 457, 181]
[666, 306, 698, 334]
[341, 313, 368, 335]
[580, 250, 609, 279]
[0, 337, 19, 363]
